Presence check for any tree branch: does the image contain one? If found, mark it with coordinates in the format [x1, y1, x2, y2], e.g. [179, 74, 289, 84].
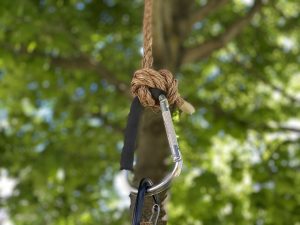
[191, 98, 300, 135]
[257, 76, 300, 104]
[231, 57, 300, 104]
[51, 56, 130, 98]
[1, 45, 131, 132]
[253, 74, 300, 104]
[182, 0, 263, 64]
[276, 126, 300, 133]
[188, 0, 229, 27]
[1, 44, 131, 97]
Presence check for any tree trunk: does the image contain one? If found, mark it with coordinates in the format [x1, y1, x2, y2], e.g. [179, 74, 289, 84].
[130, 1, 194, 224]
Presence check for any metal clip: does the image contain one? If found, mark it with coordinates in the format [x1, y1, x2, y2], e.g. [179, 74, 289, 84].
[126, 94, 183, 196]
[148, 204, 160, 225]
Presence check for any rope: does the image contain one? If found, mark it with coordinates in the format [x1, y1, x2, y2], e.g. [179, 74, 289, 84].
[131, 0, 195, 114]
[142, 0, 153, 68]
[132, 68, 183, 110]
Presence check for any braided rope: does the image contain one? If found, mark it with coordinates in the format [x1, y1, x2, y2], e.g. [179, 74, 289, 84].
[131, 0, 194, 114]
[132, 68, 184, 110]
[142, 0, 153, 68]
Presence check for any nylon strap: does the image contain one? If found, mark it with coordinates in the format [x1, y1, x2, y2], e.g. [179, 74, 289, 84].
[120, 89, 165, 170]
[120, 0, 155, 170]
[132, 179, 152, 225]
[120, 97, 143, 170]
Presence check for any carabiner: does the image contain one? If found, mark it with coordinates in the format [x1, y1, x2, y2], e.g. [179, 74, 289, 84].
[127, 94, 183, 196]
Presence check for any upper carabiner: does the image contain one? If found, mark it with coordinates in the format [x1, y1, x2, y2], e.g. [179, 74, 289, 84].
[127, 94, 183, 196]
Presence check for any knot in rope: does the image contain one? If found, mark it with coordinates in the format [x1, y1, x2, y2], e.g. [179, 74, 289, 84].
[131, 68, 195, 114]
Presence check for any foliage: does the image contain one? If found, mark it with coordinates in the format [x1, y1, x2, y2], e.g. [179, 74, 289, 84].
[0, 0, 299, 225]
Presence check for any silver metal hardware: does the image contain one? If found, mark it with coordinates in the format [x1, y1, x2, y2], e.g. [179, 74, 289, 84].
[126, 94, 183, 196]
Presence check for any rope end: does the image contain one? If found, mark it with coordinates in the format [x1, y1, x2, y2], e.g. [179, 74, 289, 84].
[179, 100, 195, 114]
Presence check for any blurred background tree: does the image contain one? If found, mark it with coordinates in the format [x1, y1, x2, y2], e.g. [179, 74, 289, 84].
[0, 0, 299, 225]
